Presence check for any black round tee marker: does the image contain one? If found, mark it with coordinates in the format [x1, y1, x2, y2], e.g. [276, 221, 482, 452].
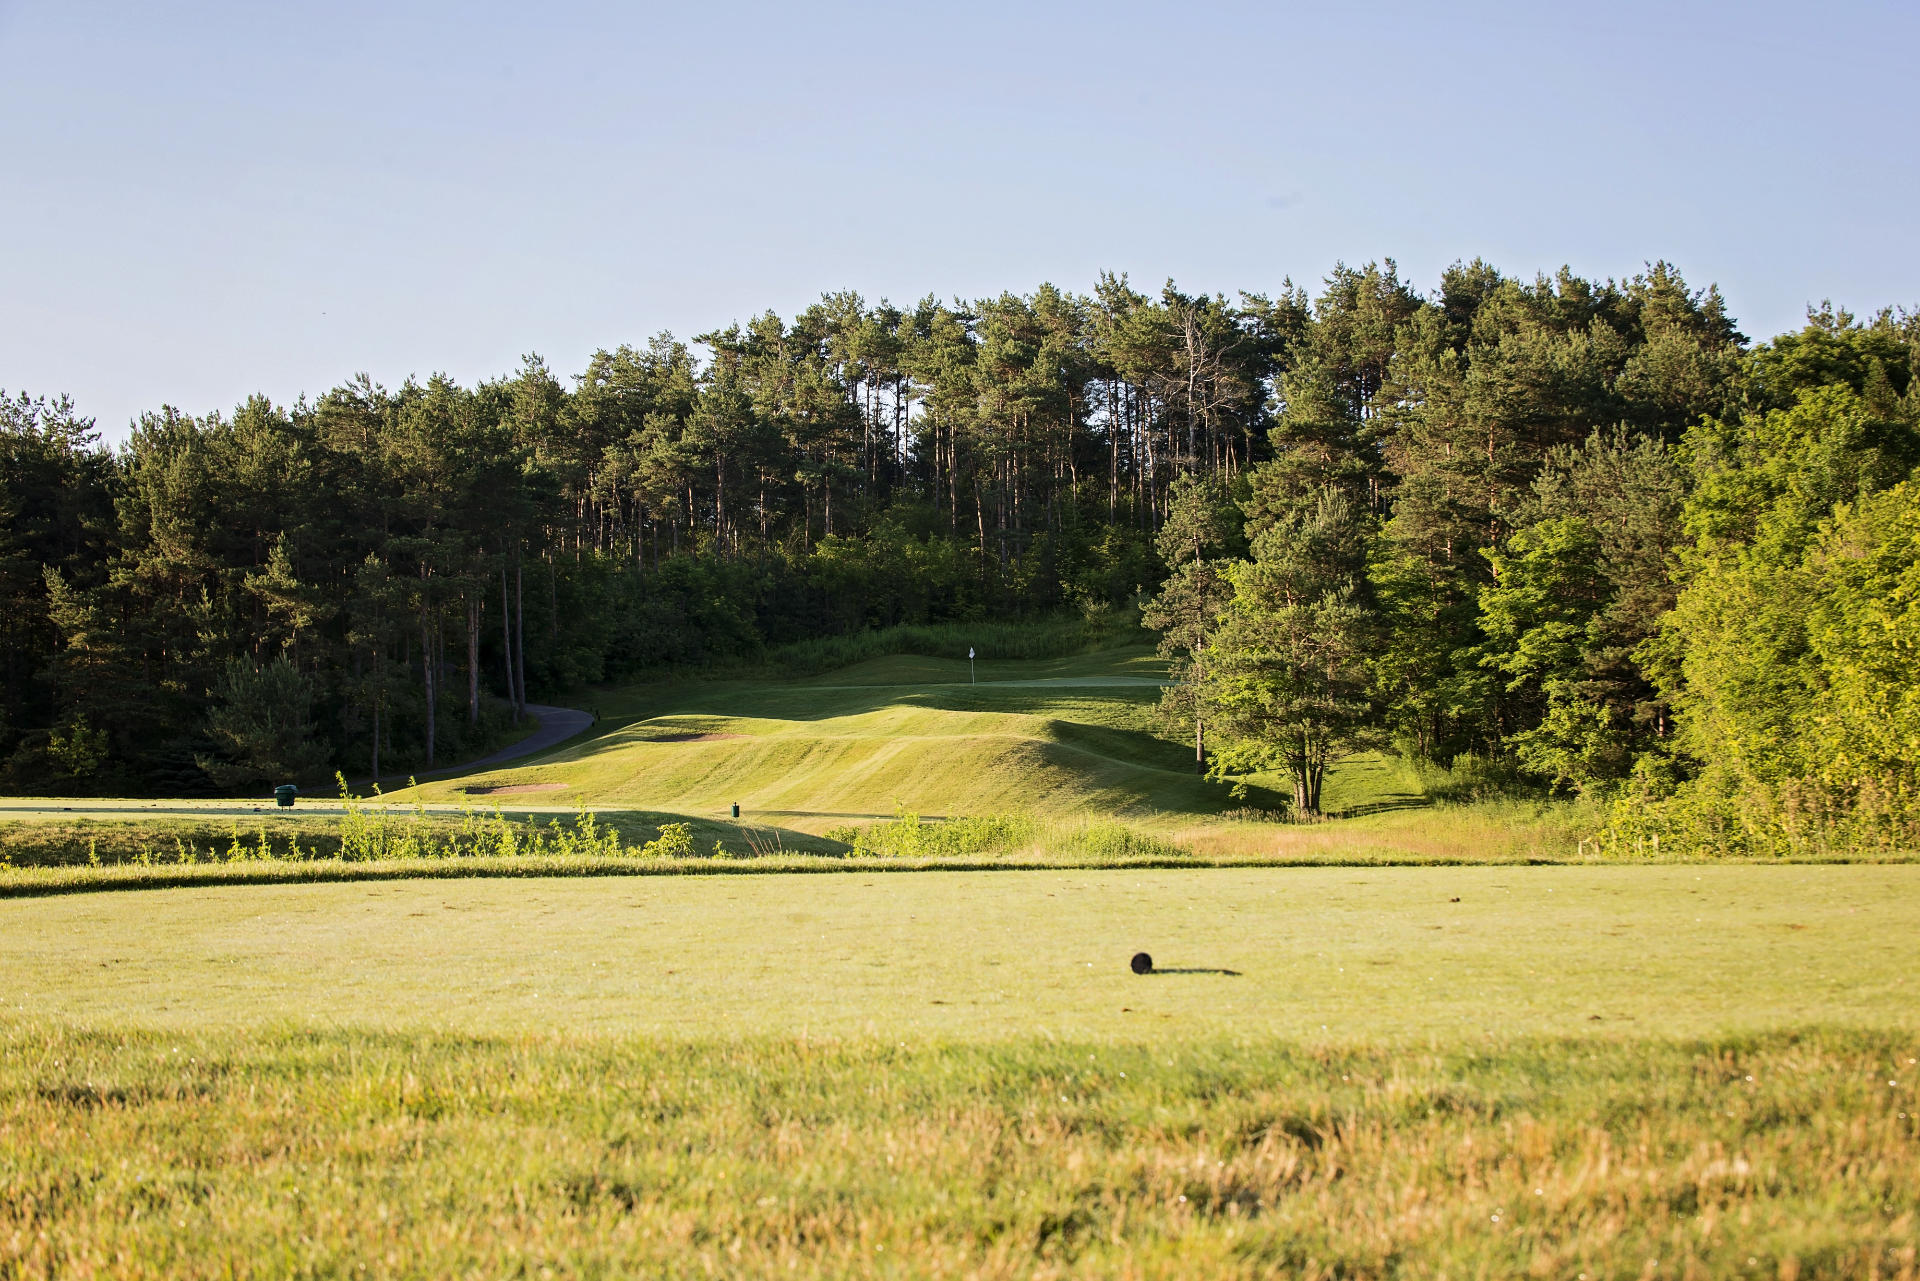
[1130, 952, 1153, 975]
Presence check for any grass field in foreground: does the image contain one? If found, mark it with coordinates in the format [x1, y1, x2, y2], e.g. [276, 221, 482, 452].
[5, 866, 1913, 1039]
[2, 867, 1917, 1278]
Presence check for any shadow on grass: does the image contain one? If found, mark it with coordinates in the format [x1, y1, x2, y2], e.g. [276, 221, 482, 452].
[454, 690, 1287, 822]
[1146, 967, 1243, 976]
[575, 682, 1164, 732]
[1327, 797, 1432, 820]
[753, 810, 940, 821]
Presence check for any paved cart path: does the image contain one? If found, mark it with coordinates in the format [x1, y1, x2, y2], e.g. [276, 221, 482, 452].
[421, 703, 594, 776]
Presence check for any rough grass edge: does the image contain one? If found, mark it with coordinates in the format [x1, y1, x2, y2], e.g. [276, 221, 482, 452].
[9, 846, 1916, 899]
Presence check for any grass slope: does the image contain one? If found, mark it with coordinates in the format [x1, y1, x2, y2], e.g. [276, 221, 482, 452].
[5, 634, 1915, 1276]
[397, 644, 1285, 826]
[7, 641, 1894, 879]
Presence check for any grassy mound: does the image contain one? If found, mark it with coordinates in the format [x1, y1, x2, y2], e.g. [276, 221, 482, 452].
[398, 643, 1289, 826]
[28, 627, 1897, 879]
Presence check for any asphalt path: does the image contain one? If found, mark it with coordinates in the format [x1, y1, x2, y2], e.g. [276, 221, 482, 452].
[420, 703, 594, 776]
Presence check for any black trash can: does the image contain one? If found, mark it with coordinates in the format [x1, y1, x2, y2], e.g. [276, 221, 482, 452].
[274, 784, 298, 809]
[730, 802, 740, 818]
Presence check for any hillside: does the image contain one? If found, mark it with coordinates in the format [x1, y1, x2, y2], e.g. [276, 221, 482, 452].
[398, 645, 1310, 827]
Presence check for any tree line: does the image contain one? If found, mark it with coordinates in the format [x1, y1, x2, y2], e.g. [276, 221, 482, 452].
[1142, 267, 1918, 854]
[2, 259, 1915, 852]
[0, 272, 1295, 793]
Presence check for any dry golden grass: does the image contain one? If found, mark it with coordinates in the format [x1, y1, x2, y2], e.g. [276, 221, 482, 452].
[1166, 801, 1596, 864]
[2, 1027, 1915, 1279]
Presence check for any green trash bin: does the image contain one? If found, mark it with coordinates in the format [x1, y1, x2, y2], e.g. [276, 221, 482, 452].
[274, 784, 298, 809]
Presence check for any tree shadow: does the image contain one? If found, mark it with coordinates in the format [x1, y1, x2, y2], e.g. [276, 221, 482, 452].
[591, 682, 1164, 728]
[752, 809, 933, 821]
[1326, 796, 1432, 819]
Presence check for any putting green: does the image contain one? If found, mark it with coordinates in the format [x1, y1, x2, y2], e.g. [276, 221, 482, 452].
[6, 864, 1914, 1040]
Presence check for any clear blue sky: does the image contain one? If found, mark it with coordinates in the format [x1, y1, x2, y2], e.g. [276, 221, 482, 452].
[4, 0, 1915, 439]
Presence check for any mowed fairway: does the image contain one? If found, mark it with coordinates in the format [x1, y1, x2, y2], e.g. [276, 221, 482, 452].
[6, 865, 1915, 1039]
[395, 646, 1307, 824]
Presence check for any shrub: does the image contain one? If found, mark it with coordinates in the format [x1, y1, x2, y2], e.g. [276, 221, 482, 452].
[642, 822, 694, 859]
[824, 811, 1033, 858]
[1054, 821, 1187, 861]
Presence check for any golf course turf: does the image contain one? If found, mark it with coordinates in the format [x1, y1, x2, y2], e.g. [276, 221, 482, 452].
[2, 645, 1916, 1277]
[3, 866, 1914, 1039]
[391, 645, 1282, 825]
[3, 867, 1917, 1279]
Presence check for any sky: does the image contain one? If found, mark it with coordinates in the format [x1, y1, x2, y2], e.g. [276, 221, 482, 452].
[3, 0, 1916, 440]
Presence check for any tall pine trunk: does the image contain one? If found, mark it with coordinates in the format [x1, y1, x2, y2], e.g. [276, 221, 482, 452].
[467, 593, 480, 725]
[419, 587, 435, 769]
[370, 646, 382, 782]
[500, 562, 517, 717]
[514, 550, 526, 716]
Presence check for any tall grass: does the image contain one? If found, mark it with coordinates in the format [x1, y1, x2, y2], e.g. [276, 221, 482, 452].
[1388, 748, 1540, 805]
[10, 797, 1907, 899]
[822, 810, 1190, 861]
[0, 782, 699, 871]
[332, 779, 708, 862]
[1, 1025, 1913, 1279]
[1053, 819, 1187, 860]
[823, 809, 1035, 857]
